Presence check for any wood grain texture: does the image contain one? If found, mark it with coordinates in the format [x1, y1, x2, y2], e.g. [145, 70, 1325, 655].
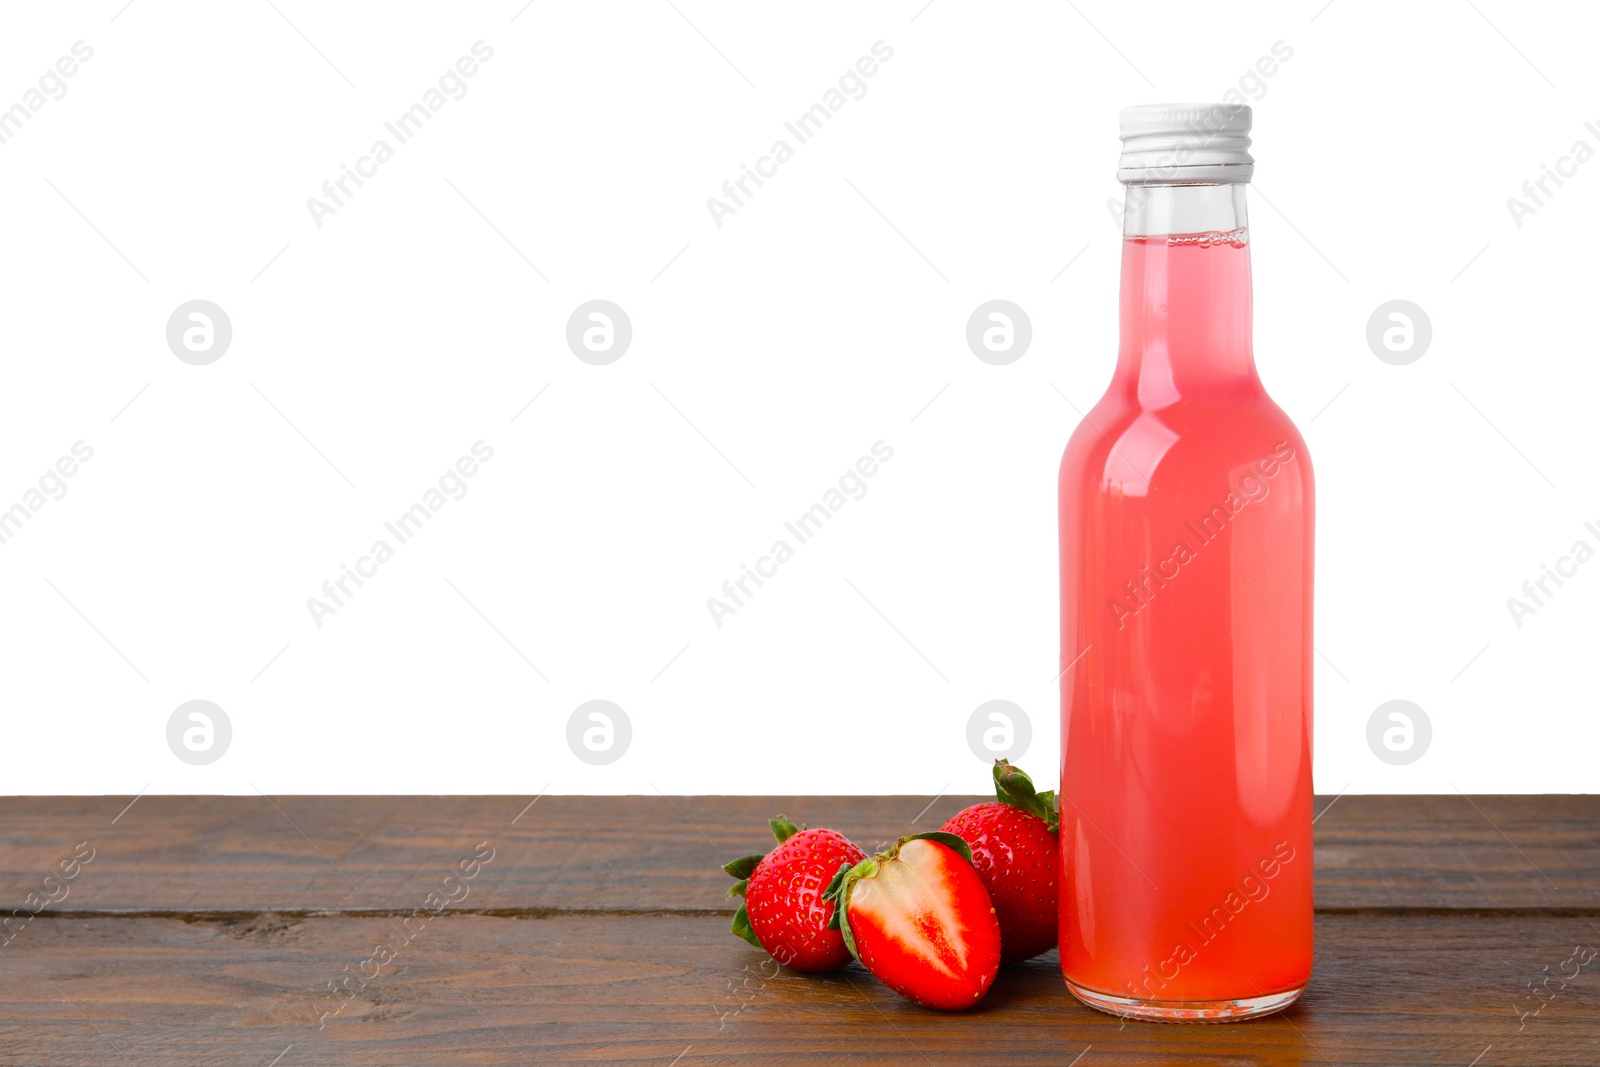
[1, 795, 1596, 1065]
[2, 912, 1596, 1066]
[1, 794, 1594, 913]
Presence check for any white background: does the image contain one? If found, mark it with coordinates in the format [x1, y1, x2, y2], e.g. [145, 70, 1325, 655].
[0, 0, 1594, 796]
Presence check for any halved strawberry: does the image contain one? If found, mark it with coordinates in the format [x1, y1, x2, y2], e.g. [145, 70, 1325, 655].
[824, 832, 1001, 1011]
[941, 759, 1060, 963]
[724, 815, 867, 972]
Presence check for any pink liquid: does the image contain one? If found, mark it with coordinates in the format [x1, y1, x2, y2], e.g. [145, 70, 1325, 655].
[1058, 227, 1314, 1009]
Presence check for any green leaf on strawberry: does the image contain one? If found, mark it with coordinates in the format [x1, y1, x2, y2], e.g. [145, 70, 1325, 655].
[731, 904, 762, 949]
[722, 854, 763, 879]
[768, 815, 800, 844]
[993, 758, 1059, 834]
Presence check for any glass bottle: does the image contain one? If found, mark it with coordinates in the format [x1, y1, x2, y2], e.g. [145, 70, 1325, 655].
[1057, 104, 1314, 1022]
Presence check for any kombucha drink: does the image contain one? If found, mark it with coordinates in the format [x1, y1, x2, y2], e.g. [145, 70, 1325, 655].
[1058, 104, 1314, 1022]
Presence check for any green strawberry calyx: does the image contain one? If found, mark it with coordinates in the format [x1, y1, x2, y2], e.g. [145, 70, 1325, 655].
[821, 831, 975, 962]
[723, 814, 805, 949]
[993, 759, 1059, 834]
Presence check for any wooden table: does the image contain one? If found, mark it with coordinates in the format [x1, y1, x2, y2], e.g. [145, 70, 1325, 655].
[1, 794, 1596, 1065]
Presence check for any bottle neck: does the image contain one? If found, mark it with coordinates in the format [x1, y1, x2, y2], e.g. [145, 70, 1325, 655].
[1115, 184, 1256, 406]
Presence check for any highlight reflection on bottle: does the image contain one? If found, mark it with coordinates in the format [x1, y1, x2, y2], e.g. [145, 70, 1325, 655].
[1058, 104, 1314, 1023]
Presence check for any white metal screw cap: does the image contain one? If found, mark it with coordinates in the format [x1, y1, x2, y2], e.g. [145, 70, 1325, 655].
[1118, 103, 1254, 185]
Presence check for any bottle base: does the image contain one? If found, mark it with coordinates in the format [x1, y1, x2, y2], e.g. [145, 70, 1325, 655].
[1065, 980, 1304, 1023]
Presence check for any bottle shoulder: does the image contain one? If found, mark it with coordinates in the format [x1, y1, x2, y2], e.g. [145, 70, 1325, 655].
[1060, 388, 1313, 498]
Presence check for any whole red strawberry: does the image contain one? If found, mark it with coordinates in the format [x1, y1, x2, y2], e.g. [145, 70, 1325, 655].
[941, 759, 1060, 963]
[724, 815, 867, 972]
[824, 832, 1001, 1010]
